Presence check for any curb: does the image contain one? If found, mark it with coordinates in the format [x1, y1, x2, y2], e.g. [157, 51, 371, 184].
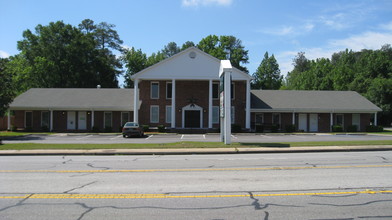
[1, 145, 392, 156]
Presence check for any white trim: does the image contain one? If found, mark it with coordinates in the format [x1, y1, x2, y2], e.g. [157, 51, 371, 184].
[208, 79, 213, 128]
[104, 112, 112, 128]
[150, 81, 159, 99]
[50, 110, 53, 131]
[251, 108, 379, 114]
[330, 113, 333, 132]
[91, 110, 95, 129]
[182, 104, 203, 128]
[133, 79, 139, 124]
[245, 80, 250, 129]
[374, 112, 378, 126]
[292, 112, 295, 125]
[171, 79, 176, 128]
[25, 111, 33, 128]
[150, 105, 159, 123]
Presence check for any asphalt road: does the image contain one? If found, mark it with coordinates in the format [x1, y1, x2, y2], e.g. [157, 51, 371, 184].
[3, 133, 392, 144]
[1, 151, 392, 219]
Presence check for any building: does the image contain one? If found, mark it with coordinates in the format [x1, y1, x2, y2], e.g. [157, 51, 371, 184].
[5, 47, 381, 132]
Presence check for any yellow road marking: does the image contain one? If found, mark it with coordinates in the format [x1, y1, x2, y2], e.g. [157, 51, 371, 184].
[0, 164, 391, 173]
[0, 190, 391, 199]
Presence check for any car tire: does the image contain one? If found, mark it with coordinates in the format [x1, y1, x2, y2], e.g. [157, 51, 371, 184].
[123, 134, 127, 138]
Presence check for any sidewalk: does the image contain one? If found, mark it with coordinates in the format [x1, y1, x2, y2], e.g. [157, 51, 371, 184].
[1, 145, 392, 155]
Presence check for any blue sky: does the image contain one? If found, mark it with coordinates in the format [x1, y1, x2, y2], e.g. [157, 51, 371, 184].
[1, 0, 392, 86]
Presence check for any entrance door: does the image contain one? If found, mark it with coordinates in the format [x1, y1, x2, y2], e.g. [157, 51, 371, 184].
[67, 111, 76, 130]
[78, 111, 87, 130]
[298, 113, 307, 132]
[309, 114, 318, 132]
[185, 110, 200, 128]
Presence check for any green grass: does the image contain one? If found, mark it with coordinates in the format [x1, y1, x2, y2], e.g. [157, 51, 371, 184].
[1, 140, 392, 150]
[0, 131, 55, 137]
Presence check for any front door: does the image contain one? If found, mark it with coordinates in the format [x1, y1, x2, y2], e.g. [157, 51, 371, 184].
[78, 111, 87, 130]
[67, 111, 76, 130]
[298, 113, 307, 132]
[309, 114, 318, 132]
[185, 110, 200, 128]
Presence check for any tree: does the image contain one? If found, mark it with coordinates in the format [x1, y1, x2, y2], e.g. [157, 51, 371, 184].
[122, 47, 148, 88]
[162, 42, 180, 57]
[197, 35, 249, 72]
[181, 41, 195, 50]
[252, 52, 282, 89]
[0, 58, 15, 116]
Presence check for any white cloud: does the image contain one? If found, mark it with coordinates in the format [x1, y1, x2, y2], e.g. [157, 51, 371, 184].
[260, 23, 315, 37]
[182, 0, 232, 7]
[0, 50, 10, 58]
[380, 21, 392, 31]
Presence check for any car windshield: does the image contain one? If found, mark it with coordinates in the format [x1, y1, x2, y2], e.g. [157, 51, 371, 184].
[125, 122, 138, 127]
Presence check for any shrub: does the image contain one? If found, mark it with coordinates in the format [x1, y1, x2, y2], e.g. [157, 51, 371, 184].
[92, 126, 100, 133]
[332, 125, 343, 132]
[231, 124, 242, 133]
[142, 125, 149, 132]
[366, 125, 383, 132]
[271, 124, 279, 133]
[346, 125, 358, 132]
[41, 126, 49, 132]
[25, 126, 33, 132]
[104, 126, 112, 133]
[157, 125, 166, 133]
[11, 125, 17, 132]
[255, 125, 264, 133]
[285, 124, 296, 133]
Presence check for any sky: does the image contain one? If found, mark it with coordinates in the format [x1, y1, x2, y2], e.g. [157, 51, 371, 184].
[1, 0, 392, 87]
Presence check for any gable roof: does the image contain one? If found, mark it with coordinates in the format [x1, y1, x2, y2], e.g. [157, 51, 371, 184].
[132, 47, 252, 81]
[9, 88, 134, 111]
[251, 90, 381, 113]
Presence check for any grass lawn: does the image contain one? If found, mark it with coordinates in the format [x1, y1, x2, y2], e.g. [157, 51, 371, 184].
[1, 140, 392, 150]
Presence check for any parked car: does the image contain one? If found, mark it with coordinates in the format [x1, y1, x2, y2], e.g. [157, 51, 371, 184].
[122, 122, 144, 138]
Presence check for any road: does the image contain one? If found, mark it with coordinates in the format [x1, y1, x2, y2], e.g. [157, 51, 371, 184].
[1, 151, 392, 219]
[3, 133, 392, 144]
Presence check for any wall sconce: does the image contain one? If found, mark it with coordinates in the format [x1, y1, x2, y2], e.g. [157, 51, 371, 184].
[87, 112, 91, 115]
[203, 109, 207, 113]
[178, 108, 182, 112]
[62, 111, 65, 115]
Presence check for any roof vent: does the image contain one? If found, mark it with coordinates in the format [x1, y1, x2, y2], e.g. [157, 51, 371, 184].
[189, 51, 196, 59]
[97, 85, 101, 89]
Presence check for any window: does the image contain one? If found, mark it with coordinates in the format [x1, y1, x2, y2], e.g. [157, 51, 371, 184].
[151, 82, 159, 99]
[25, 111, 33, 128]
[104, 112, 112, 128]
[255, 113, 263, 124]
[212, 106, 219, 124]
[273, 113, 280, 125]
[121, 112, 129, 126]
[166, 82, 172, 99]
[231, 106, 235, 124]
[213, 83, 219, 99]
[41, 111, 50, 128]
[166, 106, 172, 123]
[150, 106, 159, 123]
[352, 114, 360, 128]
[336, 114, 344, 126]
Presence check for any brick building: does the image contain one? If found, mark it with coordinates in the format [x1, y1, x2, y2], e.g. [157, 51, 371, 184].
[4, 47, 381, 132]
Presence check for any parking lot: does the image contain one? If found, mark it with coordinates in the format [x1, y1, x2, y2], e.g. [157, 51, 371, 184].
[3, 133, 392, 144]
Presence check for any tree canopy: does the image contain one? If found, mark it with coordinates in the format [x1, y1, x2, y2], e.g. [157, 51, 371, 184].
[251, 52, 282, 89]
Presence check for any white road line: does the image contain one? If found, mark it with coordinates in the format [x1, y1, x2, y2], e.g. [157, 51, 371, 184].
[203, 135, 206, 139]
[181, 135, 184, 139]
[145, 135, 153, 140]
[231, 135, 237, 139]
[260, 135, 272, 138]
[110, 135, 123, 140]
[181, 135, 204, 139]
[76, 135, 93, 140]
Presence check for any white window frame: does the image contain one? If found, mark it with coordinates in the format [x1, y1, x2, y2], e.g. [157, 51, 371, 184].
[25, 111, 33, 128]
[121, 112, 130, 126]
[212, 106, 219, 124]
[166, 106, 172, 123]
[336, 114, 344, 126]
[352, 113, 360, 128]
[150, 105, 159, 123]
[151, 82, 159, 99]
[166, 82, 172, 99]
[272, 113, 281, 125]
[41, 111, 50, 127]
[213, 82, 219, 100]
[104, 112, 112, 128]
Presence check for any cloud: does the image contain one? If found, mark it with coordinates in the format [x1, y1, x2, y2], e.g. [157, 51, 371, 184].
[0, 50, 10, 58]
[182, 0, 232, 7]
[260, 23, 315, 37]
[380, 21, 392, 31]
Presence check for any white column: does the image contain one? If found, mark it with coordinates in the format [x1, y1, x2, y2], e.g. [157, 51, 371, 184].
[133, 79, 139, 124]
[171, 79, 176, 128]
[7, 110, 11, 131]
[91, 110, 94, 129]
[292, 112, 295, 125]
[245, 79, 251, 129]
[374, 112, 378, 126]
[50, 110, 53, 131]
[330, 112, 333, 132]
[224, 71, 231, 144]
[208, 79, 213, 128]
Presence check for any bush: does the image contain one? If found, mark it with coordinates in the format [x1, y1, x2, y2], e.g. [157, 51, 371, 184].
[104, 126, 112, 133]
[366, 125, 384, 132]
[332, 125, 343, 132]
[255, 125, 264, 133]
[346, 125, 358, 132]
[285, 124, 296, 133]
[157, 125, 166, 133]
[231, 124, 242, 133]
[11, 125, 17, 132]
[41, 126, 49, 132]
[142, 125, 149, 132]
[25, 126, 33, 132]
[271, 124, 279, 133]
[92, 126, 100, 133]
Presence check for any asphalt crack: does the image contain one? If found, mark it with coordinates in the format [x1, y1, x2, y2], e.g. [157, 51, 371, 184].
[63, 181, 98, 194]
